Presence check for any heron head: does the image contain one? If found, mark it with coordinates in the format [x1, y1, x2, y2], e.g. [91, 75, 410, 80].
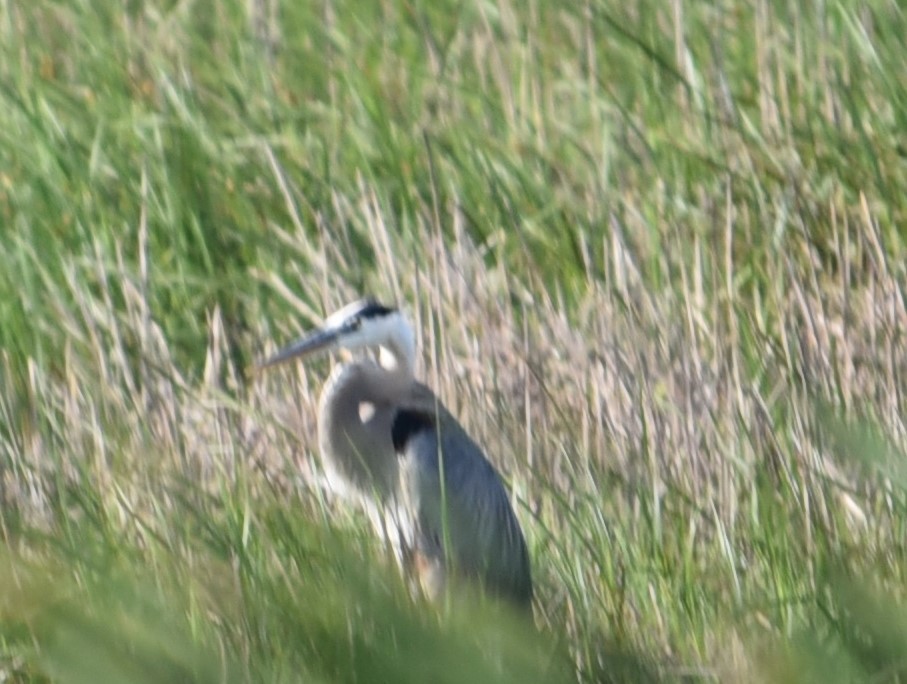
[259, 298, 414, 370]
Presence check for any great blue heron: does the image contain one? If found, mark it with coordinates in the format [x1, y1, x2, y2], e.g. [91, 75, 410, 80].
[260, 299, 532, 608]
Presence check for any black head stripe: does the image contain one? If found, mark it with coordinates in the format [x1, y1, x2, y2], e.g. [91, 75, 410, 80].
[356, 298, 396, 319]
[391, 409, 435, 453]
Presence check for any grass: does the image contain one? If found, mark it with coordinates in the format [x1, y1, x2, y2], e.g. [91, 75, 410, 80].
[2, 0, 907, 681]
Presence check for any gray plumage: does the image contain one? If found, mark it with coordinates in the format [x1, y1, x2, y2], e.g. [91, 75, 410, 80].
[260, 299, 532, 607]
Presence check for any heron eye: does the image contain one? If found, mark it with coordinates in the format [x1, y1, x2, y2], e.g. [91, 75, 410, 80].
[350, 317, 362, 330]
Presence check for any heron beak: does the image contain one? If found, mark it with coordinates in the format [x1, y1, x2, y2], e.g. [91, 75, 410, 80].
[257, 327, 339, 370]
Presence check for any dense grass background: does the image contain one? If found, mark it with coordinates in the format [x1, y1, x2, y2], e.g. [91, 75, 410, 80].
[2, 0, 907, 681]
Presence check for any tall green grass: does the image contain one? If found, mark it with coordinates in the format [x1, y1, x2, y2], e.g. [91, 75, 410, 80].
[2, 0, 906, 681]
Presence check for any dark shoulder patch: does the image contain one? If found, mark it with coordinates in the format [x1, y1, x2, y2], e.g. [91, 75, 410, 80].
[391, 409, 435, 453]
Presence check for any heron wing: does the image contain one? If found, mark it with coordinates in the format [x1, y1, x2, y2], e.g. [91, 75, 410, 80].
[392, 389, 532, 605]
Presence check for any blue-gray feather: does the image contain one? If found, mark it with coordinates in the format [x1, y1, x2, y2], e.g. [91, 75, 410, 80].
[395, 401, 533, 607]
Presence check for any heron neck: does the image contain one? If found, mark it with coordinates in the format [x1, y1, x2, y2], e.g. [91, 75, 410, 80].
[316, 331, 416, 503]
[319, 360, 401, 501]
[378, 338, 415, 394]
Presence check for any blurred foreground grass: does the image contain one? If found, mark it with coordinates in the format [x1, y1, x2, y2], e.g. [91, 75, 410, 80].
[2, 0, 907, 681]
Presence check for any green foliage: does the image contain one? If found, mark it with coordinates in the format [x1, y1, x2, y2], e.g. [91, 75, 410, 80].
[2, 0, 906, 681]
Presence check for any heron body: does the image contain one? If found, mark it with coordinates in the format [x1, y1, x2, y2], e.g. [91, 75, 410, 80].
[261, 299, 532, 607]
